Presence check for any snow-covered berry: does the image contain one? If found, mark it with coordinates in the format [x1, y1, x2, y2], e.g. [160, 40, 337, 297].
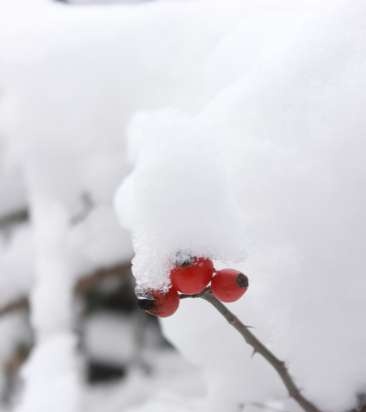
[170, 256, 214, 294]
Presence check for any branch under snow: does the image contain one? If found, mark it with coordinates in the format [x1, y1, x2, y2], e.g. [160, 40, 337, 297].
[0, 209, 29, 232]
[0, 296, 29, 317]
[0, 262, 131, 317]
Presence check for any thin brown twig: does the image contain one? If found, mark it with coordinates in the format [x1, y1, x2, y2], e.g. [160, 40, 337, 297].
[180, 289, 322, 412]
[75, 262, 131, 294]
[0, 297, 29, 317]
[179, 286, 211, 300]
[0, 209, 29, 230]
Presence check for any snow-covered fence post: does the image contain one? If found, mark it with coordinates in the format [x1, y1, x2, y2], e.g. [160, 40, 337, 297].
[14, 161, 81, 412]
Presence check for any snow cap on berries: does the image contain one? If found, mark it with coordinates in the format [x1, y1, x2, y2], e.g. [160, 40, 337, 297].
[115, 109, 246, 291]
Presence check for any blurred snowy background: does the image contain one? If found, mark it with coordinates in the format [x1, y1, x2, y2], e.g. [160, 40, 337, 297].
[0, 1, 366, 412]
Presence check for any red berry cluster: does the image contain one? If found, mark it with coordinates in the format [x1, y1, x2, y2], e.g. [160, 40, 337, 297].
[137, 255, 249, 318]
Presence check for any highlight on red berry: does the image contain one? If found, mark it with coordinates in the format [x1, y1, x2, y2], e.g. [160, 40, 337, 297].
[170, 254, 214, 295]
[137, 287, 180, 317]
[211, 269, 249, 303]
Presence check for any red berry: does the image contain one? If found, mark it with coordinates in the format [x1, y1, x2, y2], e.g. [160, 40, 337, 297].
[137, 288, 179, 317]
[170, 256, 214, 294]
[211, 269, 249, 302]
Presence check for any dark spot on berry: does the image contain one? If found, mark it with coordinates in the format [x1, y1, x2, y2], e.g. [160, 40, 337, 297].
[137, 298, 155, 311]
[236, 273, 249, 288]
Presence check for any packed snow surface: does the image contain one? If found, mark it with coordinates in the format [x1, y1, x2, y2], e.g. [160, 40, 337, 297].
[115, 1, 366, 411]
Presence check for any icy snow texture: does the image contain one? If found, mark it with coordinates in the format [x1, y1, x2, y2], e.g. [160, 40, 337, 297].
[115, 110, 247, 290]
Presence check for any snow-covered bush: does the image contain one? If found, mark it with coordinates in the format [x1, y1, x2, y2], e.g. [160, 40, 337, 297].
[1, 0, 366, 411]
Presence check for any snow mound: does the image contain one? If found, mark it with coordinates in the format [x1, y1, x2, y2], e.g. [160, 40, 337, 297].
[115, 110, 246, 291]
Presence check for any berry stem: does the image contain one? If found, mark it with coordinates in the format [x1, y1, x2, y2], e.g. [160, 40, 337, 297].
[180, 289, 323, 412]
[179, 286, 211, 299]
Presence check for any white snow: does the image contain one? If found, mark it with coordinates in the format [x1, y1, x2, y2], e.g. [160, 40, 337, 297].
[115, 1, 366, 411]
[0, 226, 33, 306]
[84, 313, 137, 364]
[0, 0, 366, 411]
[81, 351, 205, 412]
[115, 110, 247, 291]
[15, 334, 80, 412]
